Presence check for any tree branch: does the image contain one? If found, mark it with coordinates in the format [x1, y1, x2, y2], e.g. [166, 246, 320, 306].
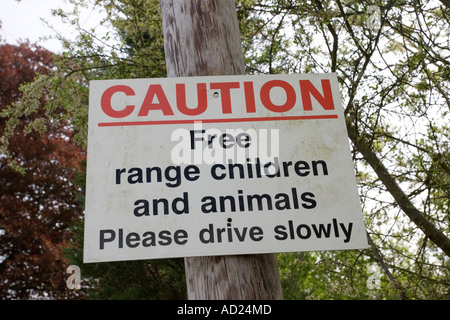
[367, 233, 409, 300]
[347, 121, 450, 257]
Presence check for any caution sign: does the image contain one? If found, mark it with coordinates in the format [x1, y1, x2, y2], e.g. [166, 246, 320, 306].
[83, 73, 368, 263]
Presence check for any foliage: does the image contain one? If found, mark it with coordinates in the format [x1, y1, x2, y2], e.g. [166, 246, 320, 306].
[64, 218, 186, 299]
[0, 34, 85, 299]
[278, 251, 402, 300]
[63, 161, 187, 299]
[236, 0, 450, 299]
[1, 0, 449, 299]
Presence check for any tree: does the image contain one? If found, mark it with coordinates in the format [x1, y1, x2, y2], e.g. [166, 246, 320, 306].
[2, 0, 448, 299]
[236, 0, 449, 299]
[48, 0, 188, 299]
[0, 32, 86, 299]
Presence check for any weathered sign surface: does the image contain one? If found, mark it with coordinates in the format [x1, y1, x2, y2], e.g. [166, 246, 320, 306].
[83, 73, 368, 263]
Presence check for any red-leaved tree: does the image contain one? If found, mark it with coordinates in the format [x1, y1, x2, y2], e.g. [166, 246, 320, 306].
[0, 32, 85, 299]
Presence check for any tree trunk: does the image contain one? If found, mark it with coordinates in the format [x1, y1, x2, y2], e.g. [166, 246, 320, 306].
[159, 0, 283, 300]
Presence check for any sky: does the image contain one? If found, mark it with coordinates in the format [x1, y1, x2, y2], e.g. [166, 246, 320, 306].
[0, 0, 105, 53]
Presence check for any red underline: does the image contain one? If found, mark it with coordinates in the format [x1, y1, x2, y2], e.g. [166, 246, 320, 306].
[98, 114, 338, 127]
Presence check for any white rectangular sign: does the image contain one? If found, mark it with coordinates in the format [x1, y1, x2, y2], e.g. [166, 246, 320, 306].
[84, 73, 368, 263]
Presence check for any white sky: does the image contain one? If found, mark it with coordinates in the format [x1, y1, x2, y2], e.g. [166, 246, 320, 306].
[0, 0, 105, 53]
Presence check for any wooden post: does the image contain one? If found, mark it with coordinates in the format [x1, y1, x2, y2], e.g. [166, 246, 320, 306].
[159, 0, 283, 300]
